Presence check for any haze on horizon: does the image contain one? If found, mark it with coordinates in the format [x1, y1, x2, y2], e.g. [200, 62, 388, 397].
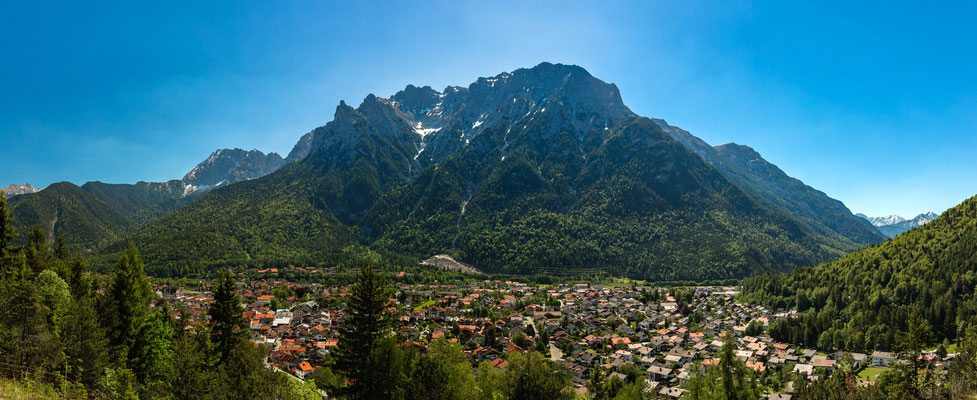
[2, 1, 975, 218]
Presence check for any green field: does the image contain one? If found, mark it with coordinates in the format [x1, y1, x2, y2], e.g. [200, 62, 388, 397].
[0, 379, 61, 400]
[858, 366, 889, 381]
[413, 300, 438, 311]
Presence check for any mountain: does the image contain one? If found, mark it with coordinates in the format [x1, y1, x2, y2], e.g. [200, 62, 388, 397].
[856, 213, 906, 226]
[2, 183, 40, 197]
[856, 212, 939, 238]
[80, 180, 205, 226]
[182, 148, 285, 187]
[113, 63, 880, 280]
[742, 195, 977, 351]
[284, 132, 314, 165]
[653, 121, 884, 247]
[6, 182, 133, 250]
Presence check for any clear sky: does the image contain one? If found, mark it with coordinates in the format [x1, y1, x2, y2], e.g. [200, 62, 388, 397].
[2, 1, 975, 217]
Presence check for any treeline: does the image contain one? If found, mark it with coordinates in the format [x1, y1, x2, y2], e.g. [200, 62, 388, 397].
[0, 194, 319, 399]
[790, 315, 977, 399]
[741, 194, 977, 353]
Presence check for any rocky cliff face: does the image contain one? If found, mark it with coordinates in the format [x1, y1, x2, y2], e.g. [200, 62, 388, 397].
[182, 148, 284, 187]
[2, 183, 40, 197]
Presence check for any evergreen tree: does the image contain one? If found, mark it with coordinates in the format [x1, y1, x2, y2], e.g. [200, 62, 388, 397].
[208, 269, 247, 363]
[172, 332, 223, 400]
[105, 244, 152, 364]
[63, 295, 110, 391]
[0, 194, 21, 276]
[25, 225, 51, 277]
[685, 334, 758, 400]
[336, 266, 394, 400]
[891, 313, 934, 397]
[54, 231, 69, 261]
[132, 305, 176, 398]
[501, 351, 573, 400]
[407, 338, 476, 400]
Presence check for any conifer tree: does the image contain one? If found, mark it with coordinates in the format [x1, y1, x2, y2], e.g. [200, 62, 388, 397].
[54, 231, 69, 261]
[25, 225, 51, 277]
[209, 269, 247, 363]
[0, 194, 21, 277]
[105, 244, 152, 364]
[336, 266, 394, 399]
[63, 294, 109, 390]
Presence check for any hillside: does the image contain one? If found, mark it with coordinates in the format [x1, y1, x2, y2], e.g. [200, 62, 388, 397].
[742, 193, 977, 351]
[7, 182, 133, 250]
[654, 119, 884, 248]
[110, 161, 365, 276]
[107, 63, 882, 280]
[81, 180, 202, 225]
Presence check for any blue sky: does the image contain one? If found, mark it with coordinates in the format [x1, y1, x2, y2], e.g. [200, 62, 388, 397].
[2, 1, 975, 217]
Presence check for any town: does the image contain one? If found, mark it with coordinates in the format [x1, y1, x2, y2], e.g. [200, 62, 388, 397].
[156, 266, 952, 399]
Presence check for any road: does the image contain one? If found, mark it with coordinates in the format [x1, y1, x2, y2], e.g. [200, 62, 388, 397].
[549, 343, 563, 361]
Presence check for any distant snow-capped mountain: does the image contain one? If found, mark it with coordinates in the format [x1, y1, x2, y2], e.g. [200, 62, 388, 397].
[855, 213, 906, 227]
[856, 212, 939, 238]
[1, 183, 40, 197]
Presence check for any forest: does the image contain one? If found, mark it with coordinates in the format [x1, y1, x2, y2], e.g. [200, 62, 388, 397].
[741, 194, 977, 353]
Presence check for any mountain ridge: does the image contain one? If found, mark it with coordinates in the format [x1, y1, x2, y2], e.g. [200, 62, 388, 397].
[856, 211, 939, 238]
[105, 63, 883, 280]
[183, 148, 284, 187]
[1, 183, 40, 197]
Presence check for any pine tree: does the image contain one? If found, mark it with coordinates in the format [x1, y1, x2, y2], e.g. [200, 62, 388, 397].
[132, 306, 176, 397]
[105, 244, 152, 364]
[685, 334, 758, 400]
[336, 266, 394, 400]
[209, 269, 246, 363]
[0, 253, 55, 367]
[54, 231, 69, 261]
[0, 194, 21, 277]
[63, 295, 109, 390]
[25, 225, 51, 278]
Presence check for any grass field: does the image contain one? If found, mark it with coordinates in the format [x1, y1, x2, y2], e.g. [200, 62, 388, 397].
[857, 366, 889, 381]
[0, 379, 60, 400]
[413, 300, 438, 311]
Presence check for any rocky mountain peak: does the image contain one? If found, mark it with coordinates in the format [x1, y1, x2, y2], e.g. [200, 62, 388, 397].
[2, 183, 40, 197]
[182, 148, 284, 187]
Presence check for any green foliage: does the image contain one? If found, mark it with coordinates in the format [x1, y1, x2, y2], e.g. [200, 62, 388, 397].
[209, 270, 247, 363]
[501, 351, 573, 400]
[81, 180, 200, 226]
[131, 306, 176, 397]
[744, 320, 764, 337]
[742, 194, 977, 352]
[7, 182, 133, 250]
[406, 338, 476, 400]
[336, 266, 396, 399]
[33, 269, 70, 336]
[104, 244, 153, 364]
[684, 335, 759, 400]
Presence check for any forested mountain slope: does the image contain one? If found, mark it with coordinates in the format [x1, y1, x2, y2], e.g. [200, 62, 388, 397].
[6, 182, 133, 250]
[81, 180, 202, 226]
[742, 194, 977, 351]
